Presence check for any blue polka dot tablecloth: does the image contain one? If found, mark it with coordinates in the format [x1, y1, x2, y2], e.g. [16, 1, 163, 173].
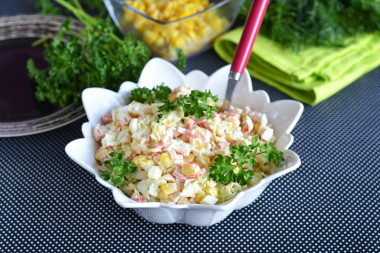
[1, 2, 379, 252]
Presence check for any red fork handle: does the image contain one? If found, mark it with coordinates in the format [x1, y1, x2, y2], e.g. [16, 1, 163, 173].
[230, 0, 270, 76]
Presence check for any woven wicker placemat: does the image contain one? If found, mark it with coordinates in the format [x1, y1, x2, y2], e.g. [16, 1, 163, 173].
[0, 15, 85, 137]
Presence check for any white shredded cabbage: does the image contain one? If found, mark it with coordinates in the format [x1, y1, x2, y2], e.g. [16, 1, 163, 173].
[94, 85, 276, 205]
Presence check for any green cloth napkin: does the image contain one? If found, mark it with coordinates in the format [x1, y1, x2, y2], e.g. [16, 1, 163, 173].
[214, 27, 380, 105]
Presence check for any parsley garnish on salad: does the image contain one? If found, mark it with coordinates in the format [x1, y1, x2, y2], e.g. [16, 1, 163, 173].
[130, 85, 220, 120]
[158, 89, 219, 120]
[209, 136, 284, 186]
[130, 84, 172, 103]
[101, 151, 137, 187]
[94, 85, 285, 204]
[176, 90, 219, 120]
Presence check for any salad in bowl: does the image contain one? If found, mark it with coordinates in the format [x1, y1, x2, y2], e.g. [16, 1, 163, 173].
[65, 58, 303, 226]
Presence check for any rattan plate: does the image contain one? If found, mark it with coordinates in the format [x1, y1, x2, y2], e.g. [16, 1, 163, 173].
[0, 15, 85, 137]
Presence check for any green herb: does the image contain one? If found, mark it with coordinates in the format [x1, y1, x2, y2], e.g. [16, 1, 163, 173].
[80, 0, 105, 12]
[157, 99, 180, 118]
[130, 87, 153, 103]
[101, 151, 137, 187]
[261, 142, 285, 167]
[130, 86, 219, 120]
[240, 0, 380, 50]
[158, 89, 219, 120]
[35, 0, 62, 15]
[209, 155, 254, 186]
[176, 48, 186, 71]
[28, 0, 150, 107]
[152, 85, 172, 102]
[209, 136, 284, 185]
[35, 0, 105, 15]
[130, 84, 172, 103]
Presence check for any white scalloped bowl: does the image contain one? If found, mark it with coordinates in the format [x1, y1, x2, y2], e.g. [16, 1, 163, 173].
[65, 58, 303, 226]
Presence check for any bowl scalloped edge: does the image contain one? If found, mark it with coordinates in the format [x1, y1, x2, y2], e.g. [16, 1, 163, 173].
[65, 58, 303, 226]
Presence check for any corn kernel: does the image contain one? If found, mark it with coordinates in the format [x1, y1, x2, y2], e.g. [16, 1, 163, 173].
[123, 11, 135, 23]
[185, 31, 194, 41]
[94, 147, 109, 161]
[256, 173, 263, 180]
[133, 18, 146, 33]
[170, 29, 180, 39]
[140, 159, 156, 170]
[169, 90, 181, 101]
[155, 37, 165, 48]
[181, 163, 198, 176]
[150, 9, 160, 20]
[196, 155, 210, 168]
[158, 191, 170, 201]
[195, 145, 205, 150]
[177, 197, 188, 204]
[195, 193, 206, 203]
[204, 186, 218, 198]
[198, 26, 206, 36]
[210, 16, 222, 28]
[146, 3, 156, 13]
[143, 30, 159, 44]
[160, 30, 169, 38]
[255, 154, 265, 165]
[132, 155, 147, 166]
[262, 164, 270, 172]
[203, 156, 211, 166]
[227, 132, 238, 142]
[253, 123, 261, 133]
[163, 8, 171, 19]
[173, 36, 186, 48]
[159, 153, 174, 168]
[233, 167, 240, 173]
[183, 153, 194, 163]
[123, 0, 227, 60]
[161, 183, 177, 195]
[162, 119, 173, 127]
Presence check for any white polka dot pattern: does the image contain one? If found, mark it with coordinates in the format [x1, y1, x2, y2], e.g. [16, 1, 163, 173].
[0, 52, 379, 251]
[0, 3, 379, 250]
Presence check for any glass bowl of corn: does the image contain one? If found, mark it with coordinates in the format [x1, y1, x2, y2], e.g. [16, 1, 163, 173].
[104, 0, 243, 61]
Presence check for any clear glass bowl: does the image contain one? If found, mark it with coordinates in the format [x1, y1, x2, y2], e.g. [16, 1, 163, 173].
[104, 0, 243, 61]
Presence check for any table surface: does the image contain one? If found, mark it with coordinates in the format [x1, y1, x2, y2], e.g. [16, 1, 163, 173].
[1, 1, 379, 252]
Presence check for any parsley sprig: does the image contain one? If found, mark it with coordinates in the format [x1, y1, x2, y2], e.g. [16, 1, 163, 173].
[35, 0, 106, 15]
[176, 48, 186, 71]
[209, 136, 284, 185]
[130, 84, 172, 103]
[101, 151, 137, 187]
[209, 155, 254, 186]
[240, 0, 380, 50]
[130, 85, 219, 120]
[159, 89, 219, 119]
[27, 0, 150, 107]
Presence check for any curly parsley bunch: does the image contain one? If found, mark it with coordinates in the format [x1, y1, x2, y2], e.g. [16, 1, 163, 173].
[209, 137, 284, 186]
[28, 0, 150, 107]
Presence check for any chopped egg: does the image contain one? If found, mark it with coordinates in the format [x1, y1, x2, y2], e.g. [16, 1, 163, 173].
[148, 166, 162, 180]
[94, 85, 278, 205]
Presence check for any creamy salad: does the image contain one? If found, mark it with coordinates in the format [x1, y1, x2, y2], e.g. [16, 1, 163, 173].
[93, 85, 281, 205]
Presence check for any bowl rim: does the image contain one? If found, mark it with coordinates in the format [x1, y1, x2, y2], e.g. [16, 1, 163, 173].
[65, 57, 303, 211]
[109, 0, 242, 25]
